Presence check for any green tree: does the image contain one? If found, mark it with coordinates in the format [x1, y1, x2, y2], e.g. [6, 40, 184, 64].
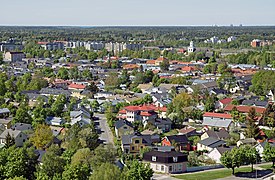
[90, 144, 116, 168]
[90, 162, 123, 180]
[245, 108, 260, 138]
[4, 133, 15, 148]
[263, 143, 275, 168]
[57, 67, 69, 80]
[124, 159, 153, 180]
[160, 59, 169, 71]
[30, 124, 54, 150]
[221, 147, 242, 175]
[13, 106, 32, 124]
[62, 163, 91, 180]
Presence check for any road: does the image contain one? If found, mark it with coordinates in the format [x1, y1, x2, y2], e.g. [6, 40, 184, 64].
[94, 113, 114, 146]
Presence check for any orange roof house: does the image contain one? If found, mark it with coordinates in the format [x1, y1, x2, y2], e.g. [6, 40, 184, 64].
[123, 64, 140, 70]
[68, 83, 86, 90]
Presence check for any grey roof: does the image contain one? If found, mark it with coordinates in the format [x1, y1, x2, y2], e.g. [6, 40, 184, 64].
[215, 146, 233, 154]
[199, 137, 226, 148]
[12, 123, 33, 131]
[0, 129, 24, 139]
[205, 129, 230, 139]
[121, 133, 160, 146]
[0, 119, 12, 124]
[114, 120, 133, 129]
[242, 100, 268, 107]
[202, 118, 232, 128]
[34, 150, 46, 162]
[0, 108, 10, 114]
[40, 88, 71, 97]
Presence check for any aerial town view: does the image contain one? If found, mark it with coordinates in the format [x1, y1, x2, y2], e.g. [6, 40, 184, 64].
[0, 0, 275, 180]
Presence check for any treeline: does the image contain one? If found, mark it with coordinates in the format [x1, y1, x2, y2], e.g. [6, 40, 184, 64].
[225, 51, 275, 66]
[250, 70, 275, 95]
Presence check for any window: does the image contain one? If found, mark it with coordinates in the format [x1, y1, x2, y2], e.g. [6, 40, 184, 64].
[161, 165, 164, 171]
[131, 146, 135, 150]
[152, 156, 156, 161]
[156, 165, 159, 170]
[135, 140, 140, 144]
[169, 166, 172, 172]
[178, 164, 182, 171]
[123, 126, 128, 129]
[173, 157, 178, 162]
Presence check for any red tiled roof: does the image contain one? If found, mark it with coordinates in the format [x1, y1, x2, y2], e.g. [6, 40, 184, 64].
[181, 66, 198, 72]
[118, 109, 127, 114]
[68, 83, 86, 90]
[224, 105, 266, 114]
[219, 98, 232, 105]
[203, 112, 232, 119]
[146, 60, 156, 65]
[123, 64, 140, 69]
[123, 105, 167, 113]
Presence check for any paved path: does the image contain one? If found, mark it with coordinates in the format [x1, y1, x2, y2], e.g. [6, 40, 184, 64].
[94, 113, 114, 146]
[152, 173, 178, 180]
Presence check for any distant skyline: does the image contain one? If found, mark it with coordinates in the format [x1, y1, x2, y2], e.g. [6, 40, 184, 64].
[1, 0, 275, 26]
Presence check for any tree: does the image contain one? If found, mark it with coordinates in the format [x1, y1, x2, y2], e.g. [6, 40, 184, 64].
[4, 133, 15, 148]
[62, 163, 91, 180]
[245, 108, 260, 138]
[91, 100, 99, 112]
[86, 82, 99, 94]
[160, 59, 169, 71]
[221, 147, 242, 174]
[90, 144, 116, 168]
[217, 63, 229, 74]
[241, 145, 260, 172]
[263, 143, 275, 168]
[38, 147, 66, 179]
[57, 67, 69, 80]
[124, 159, 153, 180]
[90, 162, 123, 180]
[13, 106, 32, 124]
[30, 124, 54, 149]
[78, 128, 99, 150]
[105, 72, 120, 91]
[82, 69, 93, 80]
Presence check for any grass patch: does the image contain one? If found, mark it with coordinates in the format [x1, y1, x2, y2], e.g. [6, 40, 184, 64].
[163, 129, 178, 136]
[173, 167, 252, 180]
[258, 164, 274, 170]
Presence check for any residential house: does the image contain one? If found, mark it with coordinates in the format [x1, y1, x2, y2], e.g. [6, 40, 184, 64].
[162, 135, 191, 151]
[0, 118, 12, 133]
[0, 108, 10, 118]
[121, 132, 160, 153]
[4, 52, 25, 62]
[241, 100, 268, 108]
[208, 146, 233, 163]
[40, 88, 71, 98]
[202, 112, 233, 130]
[197, 137, 226, 151]
[137, 84, 153, 93]
[237, 138, 257, 147]
[0, 129, 28, 147]
[46, 117, 65, 126]
[11, 123, 33, 131]
[154, 118, 172, 132]
[117, 105, 158, 126]
[143, 148, 188, 174]
[178, 127, 197, 137]
[114, 120, 134, 138]
[70, 116, 91, 127]
[215, 98, 232, 109]
[201, 129, 230, 140]
[68, 83, 86, 91]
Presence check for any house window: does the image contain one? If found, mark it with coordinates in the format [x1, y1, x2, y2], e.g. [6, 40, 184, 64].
[135, 140, 140, 144]
[178, 164, 182, 171]
[123, 126, 127, 129]
[131, 146, 135, 150]
[173, 157, 178, 162]
[156, 165, 159, 170]
[152, 156, 156, 161]
[161, 165, 164, 171]
[169, 166, 172, 172]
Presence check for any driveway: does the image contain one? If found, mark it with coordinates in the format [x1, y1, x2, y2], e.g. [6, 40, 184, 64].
[152, 173, 178, 180]
[94, 113, 114, 146]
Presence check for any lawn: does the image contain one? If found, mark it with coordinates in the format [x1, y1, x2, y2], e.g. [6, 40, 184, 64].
[259, 164, 274, 170]
[173, 167, 252, 180]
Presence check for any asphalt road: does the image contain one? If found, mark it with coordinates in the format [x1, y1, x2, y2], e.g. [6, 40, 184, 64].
[94, 113, 114, 146]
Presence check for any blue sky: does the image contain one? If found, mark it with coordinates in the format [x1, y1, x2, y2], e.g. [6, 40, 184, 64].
[1, 0, 275, 26]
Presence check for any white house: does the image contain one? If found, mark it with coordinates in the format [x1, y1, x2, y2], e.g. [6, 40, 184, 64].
[208, 146, 233, 163]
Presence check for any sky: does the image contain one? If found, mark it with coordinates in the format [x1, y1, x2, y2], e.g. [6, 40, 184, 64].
[1, 0, 275, 26]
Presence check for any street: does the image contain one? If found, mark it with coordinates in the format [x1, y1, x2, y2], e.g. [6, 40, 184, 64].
[94, 113, 114, 146]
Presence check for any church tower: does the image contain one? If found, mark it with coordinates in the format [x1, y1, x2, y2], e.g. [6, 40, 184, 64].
[188, 41, 195, 53]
